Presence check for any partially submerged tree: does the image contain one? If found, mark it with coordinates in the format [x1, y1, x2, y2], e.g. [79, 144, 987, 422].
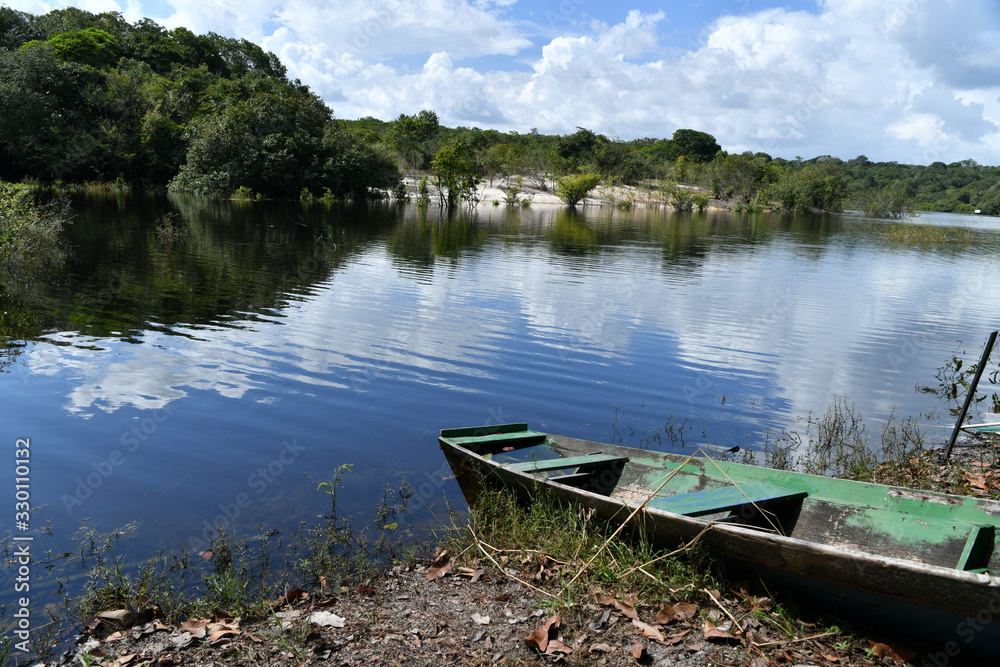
[556, 173, 601, 206]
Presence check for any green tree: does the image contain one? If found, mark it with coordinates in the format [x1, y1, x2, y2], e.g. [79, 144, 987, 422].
[389, 110, 439, 169]
[431, 141, 481, 209]
[557, 127, 607, 172]
[668, 129, 721, 163]
[45, 27, 121, 67]
[170, 75, 331, 197]
[320, 123, 401, 198]
[556, 173, 601, 206]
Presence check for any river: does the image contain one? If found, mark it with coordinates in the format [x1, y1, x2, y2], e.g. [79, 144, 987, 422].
[1, 194, 998, 646]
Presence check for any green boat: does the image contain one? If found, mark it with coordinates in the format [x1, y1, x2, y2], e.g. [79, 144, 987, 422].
[440, 423, 1000, 659]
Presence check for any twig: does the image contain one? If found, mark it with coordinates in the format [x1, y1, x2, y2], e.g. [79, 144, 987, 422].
[704, 587, 748, 640]
[620, 523, 714, 577]
[753, 630, 841, 648]
[467, 525, 557, 599]
[568, 452, 699, 586]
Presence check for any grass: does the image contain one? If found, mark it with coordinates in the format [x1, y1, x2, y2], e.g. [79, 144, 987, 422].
[876, 222, 974, 244]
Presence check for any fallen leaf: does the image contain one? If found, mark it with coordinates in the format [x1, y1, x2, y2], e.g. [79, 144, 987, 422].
[96, 609, 138, 629]
[964, 472, 990, 490]
[544, 638, 574, 655]
[632, 618, 666, 644]
[201, 550, 214, 561]
[524, 613, 560, 653]
[283, 587, 307, 605]
[179, 618, 208, 638]
[589, 642, 613, 653]
[632, 643, 647, 659]
[868, 640, 918, 662]
[596, 594, 639, 620]
[823, 655, 840, 663]
[308, 611, 346, 628]
[209, 628, 240, 647]
[113, 654, 137, 666]
[655, 602, 698, 623]
[662, 629, 690, 646]
[427, 549, 452, 581]
[702, 620, 738, 643]
[472, 613, 491, 625]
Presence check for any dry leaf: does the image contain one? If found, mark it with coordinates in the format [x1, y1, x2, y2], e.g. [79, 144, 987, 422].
[544, 638, 574, 655]
[426, 549, 452, 581]
[868, 640, 918, 662]
[308, 611, 346, 628]
[596, 594, 639, 620]
[662, 629, 690, 646]
[632, 618, 666, 644]
[589, 642, 613, 653]
[632, 643, 647, 659]
[524, 613, 560, 653]
[96, 609, 138, 629]
[179, 618, 208, 638]
[655, 602, 698, 623]
[702, 620, 738, 643]
[472, 613, 491, 625]
[209, 628, 240, 647]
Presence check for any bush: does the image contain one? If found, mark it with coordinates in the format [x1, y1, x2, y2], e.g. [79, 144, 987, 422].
[556, 173, 601, 206]
[0, 184, 70, 275]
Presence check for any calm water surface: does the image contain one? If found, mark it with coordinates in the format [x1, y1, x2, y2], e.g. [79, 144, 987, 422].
[2, 195, 999, 637]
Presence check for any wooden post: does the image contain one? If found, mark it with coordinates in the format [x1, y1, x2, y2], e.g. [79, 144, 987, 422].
[943, 330, 999, 462]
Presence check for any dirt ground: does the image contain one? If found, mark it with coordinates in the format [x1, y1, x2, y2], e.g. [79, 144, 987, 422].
[60, 557, 934, 667]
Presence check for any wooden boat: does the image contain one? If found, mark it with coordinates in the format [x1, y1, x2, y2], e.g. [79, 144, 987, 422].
[440, 423, 1000, 658]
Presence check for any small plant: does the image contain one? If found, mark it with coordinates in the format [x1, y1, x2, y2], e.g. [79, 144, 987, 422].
[155, 211, 188, 244]
[556, 173, 601, 206]
[416, 177, 431, 207]
[322, 187, 336, 204]
[231, 185, 255, 200]
[694, 193, 710, 211]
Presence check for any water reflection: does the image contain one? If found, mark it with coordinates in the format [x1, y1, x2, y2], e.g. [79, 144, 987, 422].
[3, 197, 1000, 654]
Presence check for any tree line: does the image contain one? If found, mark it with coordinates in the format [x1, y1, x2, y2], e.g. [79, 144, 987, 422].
[4, 8, 1000, 214]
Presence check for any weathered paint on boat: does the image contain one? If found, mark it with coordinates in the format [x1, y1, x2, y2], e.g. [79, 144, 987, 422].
[439, 423, 1000, 660]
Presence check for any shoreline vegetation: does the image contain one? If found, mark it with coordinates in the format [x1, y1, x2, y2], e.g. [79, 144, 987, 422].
[2, 397, 997, 665]
[3, 9, 1000, 218]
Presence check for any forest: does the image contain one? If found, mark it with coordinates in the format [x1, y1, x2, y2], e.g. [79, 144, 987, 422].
[4, 7, 1000, 214]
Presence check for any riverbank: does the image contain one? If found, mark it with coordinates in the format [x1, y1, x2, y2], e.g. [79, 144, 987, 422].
[399, 176, 732, 211]
[54, 426, 1000, 667]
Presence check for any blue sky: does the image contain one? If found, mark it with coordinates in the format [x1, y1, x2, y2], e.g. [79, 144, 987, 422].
[6, 0, 1000, 164]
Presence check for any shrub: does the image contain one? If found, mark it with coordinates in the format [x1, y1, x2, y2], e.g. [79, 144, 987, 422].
[556, 173, 601, 206]
[0, 184, 70, 275]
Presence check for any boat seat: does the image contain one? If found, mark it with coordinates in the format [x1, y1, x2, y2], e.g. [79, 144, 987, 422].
[644, 481, 807, 517]
[957, 524, 995, 573]
[509, 453, 628, 473]
[451, 430, 547, 447]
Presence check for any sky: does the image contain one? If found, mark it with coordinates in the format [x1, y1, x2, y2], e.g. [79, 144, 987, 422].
[6, 0, 1000, 165]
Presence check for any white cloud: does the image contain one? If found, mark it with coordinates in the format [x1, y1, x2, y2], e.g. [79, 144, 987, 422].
[5, 0, 1000, 163]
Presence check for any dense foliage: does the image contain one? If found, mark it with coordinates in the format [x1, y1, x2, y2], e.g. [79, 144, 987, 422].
[0, 8, 399, 198]
[5, 8, 1000, 212]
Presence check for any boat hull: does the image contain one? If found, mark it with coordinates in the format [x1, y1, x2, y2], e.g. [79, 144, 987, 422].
[440, 424, 1000, 660]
